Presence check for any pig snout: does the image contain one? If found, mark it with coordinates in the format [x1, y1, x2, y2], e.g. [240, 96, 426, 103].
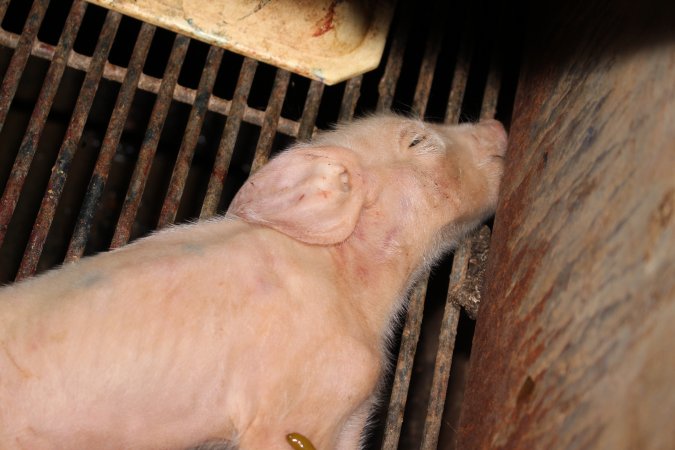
[473, 119, 508, 159]
[467, 119, 508, 188]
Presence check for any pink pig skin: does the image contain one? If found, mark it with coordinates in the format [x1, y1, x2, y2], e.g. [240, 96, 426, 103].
[0, 114, 507, 450]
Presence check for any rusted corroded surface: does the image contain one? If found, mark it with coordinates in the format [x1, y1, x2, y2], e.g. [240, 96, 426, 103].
[381, 272, 430, 450]
[479, 58, 501, 122]
[0, 0, 87, 258]
[65, 22, 155, 262]
[0, 28, 302, 137]
[410, 0, 449, 118]
[249, 69, 291, 174]
[0, 0, 11, 21]
[110, 35, 190, 247]
[418, 227, 493, 449]
[376, 1, 410, 113]
[337, 75, 362, 123]
[0, 0, 48, 133]
[199, 57, 258, 219]
[0, 0, 50, 243]
[448, 226, 491, 320]
[9, 9, 121, 273]
[156, 46, 224, 228]
[444, 36, 471, 125]
[418, 257, 465, 450]
[296, 80, 324, 141]
[458, 0, 675, 448]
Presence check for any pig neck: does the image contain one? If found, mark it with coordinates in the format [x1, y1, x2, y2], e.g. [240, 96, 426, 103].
[329, 211, 431, 338]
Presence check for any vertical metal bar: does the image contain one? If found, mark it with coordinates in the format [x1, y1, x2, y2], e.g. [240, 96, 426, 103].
[156, 46, 224, 228]
[420, 9, 503, 446]
[381, 273, 430, 450]
[110, 34, 190, 248]
[9, 12, 122, 279]
[249, 68, 291, 174]
[419, 247, 469, 450]
[480, 54, 502, 121]
[380, 1, 464, 447]
[0, 0, 49, 132]
[445, 38, 472, 124]
[13, 0, 88, 274]
[411, 0, 449, 118]
[0, 0, 12, 22]
[376, 1, 411, 112]
[64, 22, 155, 262]
[199, 57, 258, 219]
[337, 75, 362, 123]
[296, 79, 324, 141]
[0, 0, 86, 250]
[444, 0, 478, 125]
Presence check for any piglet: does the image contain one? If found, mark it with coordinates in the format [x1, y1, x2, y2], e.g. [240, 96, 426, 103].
[0, 114, 507, 449]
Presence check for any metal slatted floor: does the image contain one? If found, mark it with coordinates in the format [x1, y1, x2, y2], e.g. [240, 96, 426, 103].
[0, 0, 521, 447]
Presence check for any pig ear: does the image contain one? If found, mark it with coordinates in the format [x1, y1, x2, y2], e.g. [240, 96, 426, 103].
[227, 146, 366, 245]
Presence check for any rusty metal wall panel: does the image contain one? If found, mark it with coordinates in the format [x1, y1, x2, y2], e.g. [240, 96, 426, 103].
[458, 0, 675, 448]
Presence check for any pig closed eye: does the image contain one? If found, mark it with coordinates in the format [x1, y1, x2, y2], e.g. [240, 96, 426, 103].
[409, 135, 425, 148]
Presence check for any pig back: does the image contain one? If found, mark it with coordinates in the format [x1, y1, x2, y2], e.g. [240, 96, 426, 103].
[0, 218, 381, 448]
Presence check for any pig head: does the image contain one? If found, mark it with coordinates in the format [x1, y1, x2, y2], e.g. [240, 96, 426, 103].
[0, 114, 506, 450]
[229, 114, 507, 329]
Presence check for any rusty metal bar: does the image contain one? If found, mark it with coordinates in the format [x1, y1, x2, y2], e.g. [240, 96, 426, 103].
[296, 80, 324, 141]
[249, 68, 291, 174]
[199, 57, 258, 219]
[110, 34, 190, 248]
[445, 40, 471, 124]
[0, 0, 49, 132]
[376, 1, 411, 112]
[0, 0, 86, 250]
[156, 46, 224, 228]
[12, 1, 87, 279]
[337, 75, 362, 123]
[411, 0, 449, 118]
[379, 2, 479, 446]
[420, 24, 502, 445]
[0, 0, 11, 22]
[480, 55, 502, 121]
[381, 273, 430, 450]
[419, 250, 468, 450]
[0, 28, 301, 138]
[0, 0, 51, 243]
[3, 8, 120, 271]
[419, 224, 492, 450]
[63, 21, 155, 262]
